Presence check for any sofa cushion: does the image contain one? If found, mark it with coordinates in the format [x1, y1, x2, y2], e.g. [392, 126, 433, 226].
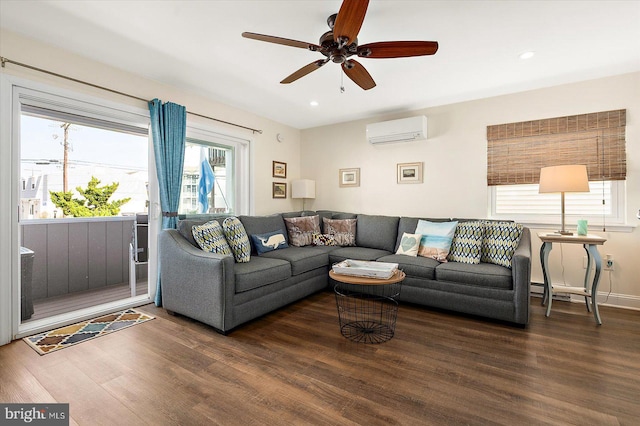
[323, 218, 356, 246]
[191, 220, 233, 256]
[222, 217, 251, 263]
[377, 254, 439, 280]
[261, 246, 332, 276]
[481, 221, 524, 269]
[234, 257, 291, 293]
[447, 221, 484, 264]
[250, 230, 288, 255]
[329, 247, 392, 263]
[435, 261, 513, 290]
[239, 215, 289, 253]
[395, 232, 421, 257]
[284, 215, 321, 247]
[415, 220, 458, 262]
[356, 214, 399, 252]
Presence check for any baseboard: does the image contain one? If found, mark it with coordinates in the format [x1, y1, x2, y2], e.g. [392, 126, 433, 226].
[531, 281, 640, 311]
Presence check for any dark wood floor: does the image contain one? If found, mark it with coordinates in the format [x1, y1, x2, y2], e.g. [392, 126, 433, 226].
[1, 292, 639, 425]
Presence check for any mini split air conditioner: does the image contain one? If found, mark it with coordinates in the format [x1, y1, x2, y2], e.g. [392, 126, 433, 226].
[366, 115, 427, 144]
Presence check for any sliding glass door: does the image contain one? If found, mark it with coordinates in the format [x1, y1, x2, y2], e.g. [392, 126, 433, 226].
[9, 81, 157, 337]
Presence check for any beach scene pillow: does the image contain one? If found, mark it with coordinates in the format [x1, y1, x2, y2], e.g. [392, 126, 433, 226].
[415, 220, 458, 262]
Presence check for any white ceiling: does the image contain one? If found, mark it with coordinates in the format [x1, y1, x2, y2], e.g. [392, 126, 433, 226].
[1, 1, 639, 129]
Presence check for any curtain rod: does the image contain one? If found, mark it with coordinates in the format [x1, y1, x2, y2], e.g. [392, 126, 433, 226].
[1, 56, 263, 134]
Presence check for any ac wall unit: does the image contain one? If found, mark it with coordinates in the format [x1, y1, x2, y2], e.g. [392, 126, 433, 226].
[366, 115, 427, 144]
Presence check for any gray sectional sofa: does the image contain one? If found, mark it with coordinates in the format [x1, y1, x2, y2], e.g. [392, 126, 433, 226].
[159, 210, 531, 334]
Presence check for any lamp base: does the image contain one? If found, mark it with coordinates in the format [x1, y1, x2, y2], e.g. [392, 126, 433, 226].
[557, 230, 573, 236]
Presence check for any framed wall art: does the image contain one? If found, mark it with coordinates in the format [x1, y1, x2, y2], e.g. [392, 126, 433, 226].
[397, 162, 423, 184]
[272, 161, 287, 178]
[272, 182, 287, 198]
[339, 168, 360, 188]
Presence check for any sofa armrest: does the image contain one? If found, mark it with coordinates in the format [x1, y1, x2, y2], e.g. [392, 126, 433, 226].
[511, 227, 532, 325]
[159, 229, 235, 332]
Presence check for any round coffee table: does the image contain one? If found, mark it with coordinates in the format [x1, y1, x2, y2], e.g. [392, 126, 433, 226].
[330, 269, 405, 344]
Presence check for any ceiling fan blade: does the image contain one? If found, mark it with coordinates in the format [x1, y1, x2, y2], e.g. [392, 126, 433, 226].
[342, 60, 376, 90]
[358, 41, 439, 58]
[281, 59, 329, 84]
[333, 0, 369, 47]
[242, 32, 321, 51]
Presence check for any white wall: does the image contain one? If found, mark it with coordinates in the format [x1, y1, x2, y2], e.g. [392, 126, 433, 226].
[301, 72, 640, 308]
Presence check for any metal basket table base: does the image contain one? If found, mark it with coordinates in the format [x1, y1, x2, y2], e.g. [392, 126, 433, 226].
[334, 282, 401, 344]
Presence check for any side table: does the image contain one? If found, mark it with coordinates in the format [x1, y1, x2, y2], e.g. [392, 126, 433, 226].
[329, 269, 405, 343]
[538, 233, 607, 325]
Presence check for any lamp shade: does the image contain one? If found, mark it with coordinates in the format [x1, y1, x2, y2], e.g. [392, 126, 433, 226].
[291, 179, 316, 199]
[539, 165, 589, 193]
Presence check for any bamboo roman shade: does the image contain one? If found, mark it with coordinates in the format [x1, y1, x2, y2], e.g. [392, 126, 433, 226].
[487, 109, 626, 186]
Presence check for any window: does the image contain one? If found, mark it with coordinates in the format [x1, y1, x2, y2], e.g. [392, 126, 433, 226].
[490, 180, 625, 225]
[488, 110, 627, 227]
[178, 124, 251, 216]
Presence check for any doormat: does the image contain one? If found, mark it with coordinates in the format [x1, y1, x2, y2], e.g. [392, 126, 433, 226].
[23, 309, 154, 355]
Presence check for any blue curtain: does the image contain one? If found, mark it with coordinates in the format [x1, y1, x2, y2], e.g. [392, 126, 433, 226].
[149, 98, 186, 306]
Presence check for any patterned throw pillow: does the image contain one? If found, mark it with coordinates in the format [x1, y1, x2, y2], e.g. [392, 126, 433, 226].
[250, 230, 289, 255]
[191, 220, 232, 256]
[323, 218, 356, 246]
[395, 232, 422, 256]
[447, 221, 484, 264]
[414, 220, 458, 262]
[222, 217, 251, 263]
[312, 233, 337, 246]
[284, 215, 321, 247]
[481, 221, 523, 268]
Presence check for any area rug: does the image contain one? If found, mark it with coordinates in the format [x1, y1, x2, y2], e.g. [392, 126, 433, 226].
[23, 309, 154, 355]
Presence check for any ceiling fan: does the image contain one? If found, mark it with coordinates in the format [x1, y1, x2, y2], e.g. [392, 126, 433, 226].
[241, 0, 438, 90]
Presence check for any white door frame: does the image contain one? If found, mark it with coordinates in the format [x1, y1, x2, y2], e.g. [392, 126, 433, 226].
[0, 75, 158, 343]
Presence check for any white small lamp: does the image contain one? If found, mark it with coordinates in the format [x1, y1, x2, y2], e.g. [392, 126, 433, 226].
[292, 179, 316, 210]
[539, 164, 590, 235]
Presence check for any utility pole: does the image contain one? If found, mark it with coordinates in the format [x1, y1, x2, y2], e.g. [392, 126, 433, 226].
[61, 122, 71, 192]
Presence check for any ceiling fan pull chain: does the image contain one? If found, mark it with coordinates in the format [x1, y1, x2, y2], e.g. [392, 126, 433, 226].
[340, 68, 345, 93]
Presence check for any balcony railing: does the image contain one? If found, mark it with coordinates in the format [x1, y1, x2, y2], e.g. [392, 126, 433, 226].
[20, 216, 148, 303]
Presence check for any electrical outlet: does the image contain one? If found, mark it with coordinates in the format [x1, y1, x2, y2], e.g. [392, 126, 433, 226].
[604, 254, 614, 271]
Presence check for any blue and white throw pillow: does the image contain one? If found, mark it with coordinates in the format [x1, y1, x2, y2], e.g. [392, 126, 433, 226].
[191, 220, 232, 256]
[481, 221, 523, 268]
[222, 217, 251, 263]
[447, 221, 484, 264]
[395, 232, 422, 257]
[250, 230, 289, 255]
[415, 220, 458, 262]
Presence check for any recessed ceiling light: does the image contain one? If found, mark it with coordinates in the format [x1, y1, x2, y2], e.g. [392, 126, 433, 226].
[519, 51, 535, 60]
[310, 101, 319, 107]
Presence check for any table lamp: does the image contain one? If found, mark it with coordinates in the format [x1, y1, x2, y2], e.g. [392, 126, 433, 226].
[292, 179, 316, 210]
[539, 164, 590, 235]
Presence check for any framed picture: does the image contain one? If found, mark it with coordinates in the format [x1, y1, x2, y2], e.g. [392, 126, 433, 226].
[272, 161, 287, 178]
[397, 162, 423, 184]
[339, 168, 360, 188]
[272, 182, 287, 198]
